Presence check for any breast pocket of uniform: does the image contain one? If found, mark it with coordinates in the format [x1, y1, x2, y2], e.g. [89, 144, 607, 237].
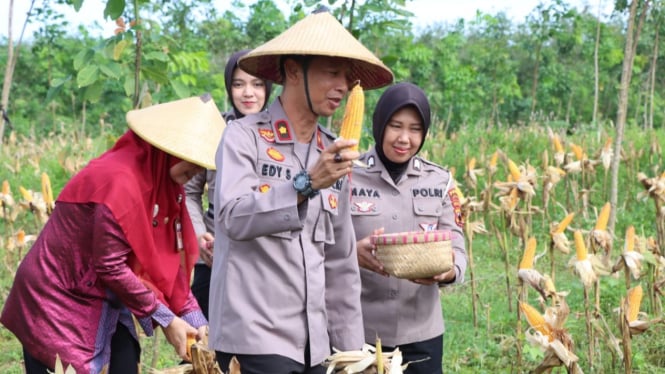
[313, 190, 339, 244]
[413, 198, 442, 231]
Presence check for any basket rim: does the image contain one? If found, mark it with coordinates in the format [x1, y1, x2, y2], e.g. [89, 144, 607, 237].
[370, 230, 452, 245]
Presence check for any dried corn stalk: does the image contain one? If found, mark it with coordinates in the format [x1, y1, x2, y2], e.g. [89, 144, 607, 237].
[150, 338, 222, 374]
[323, 344, 410, 374]
[522, 299, 581, 373]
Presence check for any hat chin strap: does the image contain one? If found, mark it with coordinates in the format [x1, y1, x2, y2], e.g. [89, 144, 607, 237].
[301, 58, 319, 118]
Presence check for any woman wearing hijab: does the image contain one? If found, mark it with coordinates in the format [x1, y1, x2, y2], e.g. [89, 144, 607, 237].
[349, 82, 467, 373]
[1, 94, 225, 374]
[185, 49, 272, 319]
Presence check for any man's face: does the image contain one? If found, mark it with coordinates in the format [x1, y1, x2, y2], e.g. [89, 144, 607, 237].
[302, 56, 352, 117]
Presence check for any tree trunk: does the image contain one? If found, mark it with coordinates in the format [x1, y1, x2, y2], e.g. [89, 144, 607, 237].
[593, 0, 602, 127]
[529, 43, 541, 121]
[1, 0, 16, 148]
[1, 0, 35, 148]
[609, 0, 648, 234]
[648, 26, 659, 130]
[132, 0, 143, 109]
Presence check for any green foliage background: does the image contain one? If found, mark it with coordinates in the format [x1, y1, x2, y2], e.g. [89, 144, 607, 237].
[2, 0, 665, 372]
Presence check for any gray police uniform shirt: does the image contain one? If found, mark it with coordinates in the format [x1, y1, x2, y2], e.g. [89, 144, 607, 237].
[350, 148, 468, 347]
[209, 99, 363, 365]
[184, 169, 215, 237]
[184, 110, 235, 264]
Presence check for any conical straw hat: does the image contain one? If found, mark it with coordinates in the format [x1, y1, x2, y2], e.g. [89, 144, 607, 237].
[126, 93, 226, 170]
[238, 10, 393, 90]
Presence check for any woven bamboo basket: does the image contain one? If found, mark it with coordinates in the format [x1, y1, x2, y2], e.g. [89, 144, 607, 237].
[370, 230, 453, 279]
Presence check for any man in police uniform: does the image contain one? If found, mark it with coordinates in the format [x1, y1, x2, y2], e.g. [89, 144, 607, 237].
[208, 8, 393, 374]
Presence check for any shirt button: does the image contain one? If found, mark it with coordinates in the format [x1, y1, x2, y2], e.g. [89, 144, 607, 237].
[392, 191, 399, 196]
[392, 214, 398, 220]
[283, 214, 290, 221]
[388, 290, 398, 299]
[417, 207, 424, 212]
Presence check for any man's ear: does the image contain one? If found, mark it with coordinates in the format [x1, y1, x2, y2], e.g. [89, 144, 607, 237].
[282, 58, 301, 82]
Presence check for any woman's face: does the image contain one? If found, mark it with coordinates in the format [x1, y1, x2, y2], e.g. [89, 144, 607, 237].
[231, 68, 267, 115]
[169, 161, 203, 185]
[381, 106, 424, 164]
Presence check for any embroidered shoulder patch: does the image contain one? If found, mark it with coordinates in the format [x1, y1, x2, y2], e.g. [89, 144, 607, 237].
[328, 194, 338, 210]
[274, 120, 292, 141]
[258, 128, 275, 143]
[259, 184, 271, 193]
[266, 147, 285, 162]
[448, 187, 464, 228]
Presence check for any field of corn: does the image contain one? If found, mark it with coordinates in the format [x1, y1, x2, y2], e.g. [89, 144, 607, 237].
[0, 120, 664, 373]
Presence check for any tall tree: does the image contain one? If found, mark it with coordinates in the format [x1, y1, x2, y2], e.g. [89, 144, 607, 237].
[646, 7, 662, 130]
[609, 0, 650, 234]
[593, 0, 604, 126]
[1, 0, 35, 148]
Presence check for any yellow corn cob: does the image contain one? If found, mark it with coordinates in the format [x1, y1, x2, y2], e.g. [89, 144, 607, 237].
[543, 275, 557, 294]
[16, 229, 25, 245]
[574, 230, 587, 261]
[603, 137, 613, 151]
[467, 157, 476, 171]
[186, 333, 196, 361]
[595, 202, 611, 231]
[508, 187, 519, 210]
[375, 336, 384, 374]
[626, 285, 643, 322]
[552, 213, 575, 234]
[507, 159, 522, 180]
[519, 237, 537, 270]
[625, 225, 635, 252]
[520, 302, 551, 337]
[2, 180, 10, 195]
[489, 151, 499, 168]
[19, 186, 33, 202]
[338, 82, 365, 151]
[552, 134, 564, 153]
[570, 143, 584, 160]
[41, 172, 54, 208]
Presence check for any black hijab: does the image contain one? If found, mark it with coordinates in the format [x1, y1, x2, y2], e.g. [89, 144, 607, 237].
[372, 82, 431, 182]
[224, 49, 273, 120]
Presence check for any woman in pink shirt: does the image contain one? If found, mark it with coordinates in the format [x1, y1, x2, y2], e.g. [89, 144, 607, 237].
[1, 94, 225, 374]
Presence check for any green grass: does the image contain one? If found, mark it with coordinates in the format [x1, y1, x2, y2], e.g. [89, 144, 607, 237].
[1, 122, 665, 372]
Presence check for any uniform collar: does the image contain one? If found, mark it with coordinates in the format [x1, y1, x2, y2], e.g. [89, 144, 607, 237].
[267, 99, 325, 151]
[363, 147, 424, 175]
